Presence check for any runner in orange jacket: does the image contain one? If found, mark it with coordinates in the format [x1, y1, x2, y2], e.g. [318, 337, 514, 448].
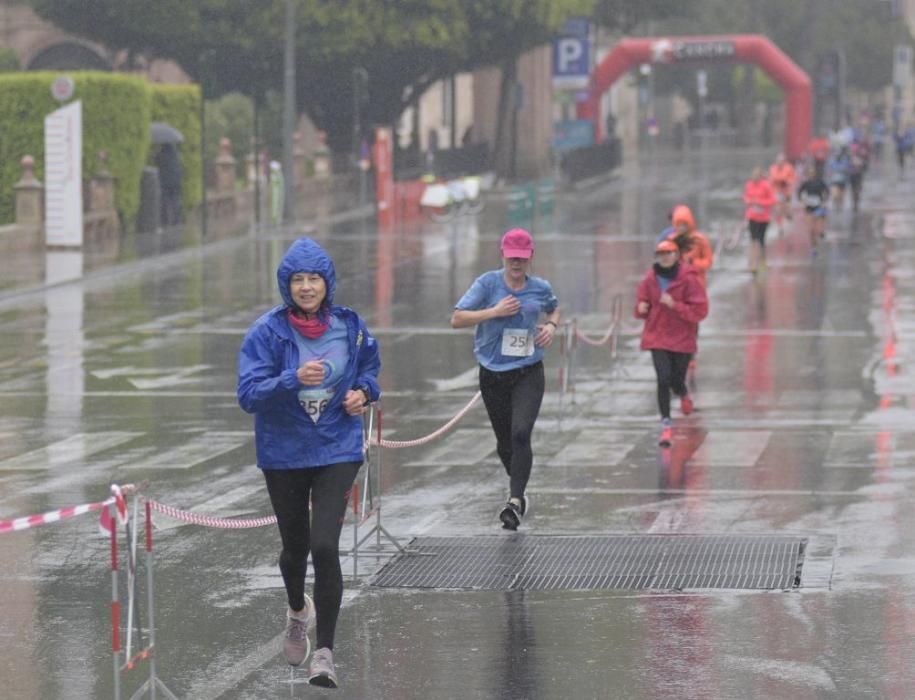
[668, 205, 713, 287]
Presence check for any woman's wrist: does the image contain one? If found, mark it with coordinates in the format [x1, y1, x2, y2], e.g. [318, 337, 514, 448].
[544, 320, 557, 329]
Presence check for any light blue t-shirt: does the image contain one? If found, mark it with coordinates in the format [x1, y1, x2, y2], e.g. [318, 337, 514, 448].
[291, 316, 350, 424]
[455, 269, 559, 371]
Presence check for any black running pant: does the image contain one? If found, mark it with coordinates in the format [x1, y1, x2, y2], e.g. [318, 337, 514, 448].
[479, 361, 544, 500]
[263, 462, 360, 650]
[748, 220, 769, 246]
[650, 349, 692, 420]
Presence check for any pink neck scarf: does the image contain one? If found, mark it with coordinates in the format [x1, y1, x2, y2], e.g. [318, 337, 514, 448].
[287, 308, 329, 339]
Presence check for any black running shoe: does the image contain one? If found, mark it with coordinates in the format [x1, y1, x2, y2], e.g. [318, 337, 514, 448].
[499, 501, 522, 530]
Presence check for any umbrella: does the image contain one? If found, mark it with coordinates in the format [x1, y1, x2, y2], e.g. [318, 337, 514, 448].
[150, 121, 184, 145]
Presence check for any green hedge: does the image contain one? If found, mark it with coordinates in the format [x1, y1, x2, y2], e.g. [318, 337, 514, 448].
[150, 84, 201, 211]
[0, 72, 201, 227]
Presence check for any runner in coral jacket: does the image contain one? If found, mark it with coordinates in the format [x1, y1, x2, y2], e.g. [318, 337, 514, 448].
[767, 153, 796, 228]
[743, 167, 778, 274]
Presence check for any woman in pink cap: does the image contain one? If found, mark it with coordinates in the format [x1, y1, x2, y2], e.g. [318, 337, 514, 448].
[451, 228, 560, 530]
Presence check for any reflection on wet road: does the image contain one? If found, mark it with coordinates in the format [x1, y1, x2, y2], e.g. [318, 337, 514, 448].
[2, 150, 915, 698]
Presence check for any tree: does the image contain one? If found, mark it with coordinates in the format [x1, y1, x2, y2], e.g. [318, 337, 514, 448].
[591, 0, 685, 33]
[29, 0, 689, 175]
[28, 0, 467, 152]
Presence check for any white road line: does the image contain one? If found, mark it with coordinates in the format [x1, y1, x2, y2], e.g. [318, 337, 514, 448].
[530, 487, 869, 497]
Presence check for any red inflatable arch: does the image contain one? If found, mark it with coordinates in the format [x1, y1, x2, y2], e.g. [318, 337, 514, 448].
[578, 34, 812, 160]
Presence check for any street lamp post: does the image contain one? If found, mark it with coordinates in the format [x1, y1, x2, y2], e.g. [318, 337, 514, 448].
[282, 0, 296, 224]
[353, 67, 368, 205]
[200, 79, 207, 238]
[198, 49, 215, 238]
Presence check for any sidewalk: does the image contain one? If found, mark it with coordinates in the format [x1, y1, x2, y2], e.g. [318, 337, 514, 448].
[0, 186, 374, 305]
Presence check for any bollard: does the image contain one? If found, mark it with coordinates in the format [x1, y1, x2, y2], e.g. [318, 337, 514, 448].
[215, 138, 236, 193]
[14, 155, 43, 228]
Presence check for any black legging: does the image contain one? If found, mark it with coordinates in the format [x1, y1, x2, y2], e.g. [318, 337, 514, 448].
[748, 220, 769, 247]
[263, 462, 360, 650]
[479, 361, 544, 500]
[650, 349, 692, 420]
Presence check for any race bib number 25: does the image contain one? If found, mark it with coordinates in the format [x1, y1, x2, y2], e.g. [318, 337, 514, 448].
[501, 328, 533, 357]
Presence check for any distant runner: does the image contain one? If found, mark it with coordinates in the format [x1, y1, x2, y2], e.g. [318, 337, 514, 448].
[797, 165, 830, 256]
[743, 167, 778, 274]
[767, 153, 796, 229]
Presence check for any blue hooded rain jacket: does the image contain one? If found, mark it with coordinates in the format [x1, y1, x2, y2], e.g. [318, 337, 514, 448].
[237, 238, 381, 469]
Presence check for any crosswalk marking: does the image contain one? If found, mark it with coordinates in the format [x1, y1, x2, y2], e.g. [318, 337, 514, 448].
[118, 431, 250, 470]
[0, 432, 142, 471]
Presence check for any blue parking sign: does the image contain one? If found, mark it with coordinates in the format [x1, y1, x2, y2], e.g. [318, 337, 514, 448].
[552, 18, 590, 88]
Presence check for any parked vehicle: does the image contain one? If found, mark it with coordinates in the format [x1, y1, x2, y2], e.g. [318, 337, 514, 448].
[419, 175, 484, 222]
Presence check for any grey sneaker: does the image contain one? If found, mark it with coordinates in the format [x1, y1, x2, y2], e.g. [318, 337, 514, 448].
[283, 594, 315, 667]
[308, 647, 338, 688]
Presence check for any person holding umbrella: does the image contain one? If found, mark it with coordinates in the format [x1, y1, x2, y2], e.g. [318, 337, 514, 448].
[151, 123, 185, 227]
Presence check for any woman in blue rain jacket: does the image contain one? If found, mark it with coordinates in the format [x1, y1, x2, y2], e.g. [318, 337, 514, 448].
[237, 237, 380, 687]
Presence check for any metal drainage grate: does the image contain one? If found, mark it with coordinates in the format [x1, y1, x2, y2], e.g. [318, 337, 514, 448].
[371, 535, 806, 591]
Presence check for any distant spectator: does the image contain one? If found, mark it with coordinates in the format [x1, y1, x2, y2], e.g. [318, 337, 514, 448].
[155, 144, 183, 227]
[705, 109, 720, 130]
[605, 112, 617, 140]
[870, 117, 886, 164]
[673, 121, 685, 150]
[894, 125, 914, 177]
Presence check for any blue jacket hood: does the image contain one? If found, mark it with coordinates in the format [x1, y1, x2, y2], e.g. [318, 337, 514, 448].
[276, 238, 336, 311]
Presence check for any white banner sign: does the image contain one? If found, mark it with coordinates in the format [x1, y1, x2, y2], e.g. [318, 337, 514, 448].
[44, 100, 83, 247]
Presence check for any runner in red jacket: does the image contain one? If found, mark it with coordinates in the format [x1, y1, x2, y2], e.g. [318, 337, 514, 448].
[635, 239, 709, 447]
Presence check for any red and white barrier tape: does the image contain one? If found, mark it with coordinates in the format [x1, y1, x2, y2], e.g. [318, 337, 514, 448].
[370, 391, 481, 448]
[145, 499, 277, 529]
[0, 483, 135, 534]
[574, 320, 618, 347]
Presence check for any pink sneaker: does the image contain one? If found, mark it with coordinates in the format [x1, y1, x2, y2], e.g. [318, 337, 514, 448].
[681, 395, 693, 415]
[658, 426, 672, 447]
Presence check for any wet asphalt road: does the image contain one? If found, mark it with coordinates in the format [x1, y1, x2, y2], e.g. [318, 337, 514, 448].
[2, 148, 915, 699]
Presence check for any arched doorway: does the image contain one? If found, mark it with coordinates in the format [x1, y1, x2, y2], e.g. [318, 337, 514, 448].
[27, 42, 111, 71]
[578, 35, 812, 160]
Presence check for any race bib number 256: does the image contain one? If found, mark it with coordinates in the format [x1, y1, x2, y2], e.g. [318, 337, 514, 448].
[298, 388, 335, 423]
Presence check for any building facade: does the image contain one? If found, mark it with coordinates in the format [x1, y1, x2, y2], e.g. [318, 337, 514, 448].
[0, 0, 186, 80]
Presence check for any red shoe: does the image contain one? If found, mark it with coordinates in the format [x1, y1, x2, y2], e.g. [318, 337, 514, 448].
[658, 425, 672, 447]
[681, 395, 693, 415]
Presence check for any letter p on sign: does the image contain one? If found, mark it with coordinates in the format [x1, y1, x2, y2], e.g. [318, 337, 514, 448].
[558, 39, 583, 72]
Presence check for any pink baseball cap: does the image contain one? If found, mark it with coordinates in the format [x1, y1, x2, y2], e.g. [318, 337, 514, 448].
[500, 228, 534, 259]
